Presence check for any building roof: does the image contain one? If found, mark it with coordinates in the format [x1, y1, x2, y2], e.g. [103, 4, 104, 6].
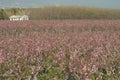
[9, 15, 21, 18]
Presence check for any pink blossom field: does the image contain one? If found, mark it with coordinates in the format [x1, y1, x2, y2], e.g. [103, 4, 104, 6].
[0, 20, 120, 80]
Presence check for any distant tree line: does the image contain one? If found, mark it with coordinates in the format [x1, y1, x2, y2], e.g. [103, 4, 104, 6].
[0, 6, 120, 20]
[0, 9, 8, 20]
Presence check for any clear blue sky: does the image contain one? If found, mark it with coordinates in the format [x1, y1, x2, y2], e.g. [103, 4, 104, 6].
[0, 0, 120, 9]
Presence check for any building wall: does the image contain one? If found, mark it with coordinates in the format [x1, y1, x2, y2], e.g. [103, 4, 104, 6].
[10, 15, 29, 21]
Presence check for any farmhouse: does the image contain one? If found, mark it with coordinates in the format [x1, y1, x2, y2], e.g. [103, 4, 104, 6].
[9, 15, 29, 21]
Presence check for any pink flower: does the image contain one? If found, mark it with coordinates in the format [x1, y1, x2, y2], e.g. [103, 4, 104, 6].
[58, 48, 63, 57]
[83, 65, 87, 72]
[53, 60, 58, 64]
[35, 47, 41, 53]
[85, 76, 90, 80]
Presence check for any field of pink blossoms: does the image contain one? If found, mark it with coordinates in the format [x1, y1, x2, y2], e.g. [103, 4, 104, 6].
[0, 20, 120, 80]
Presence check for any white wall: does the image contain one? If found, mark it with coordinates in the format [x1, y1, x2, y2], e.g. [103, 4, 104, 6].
[10, 15, 29, 21]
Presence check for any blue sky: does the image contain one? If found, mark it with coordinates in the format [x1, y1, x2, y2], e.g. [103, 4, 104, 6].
[0, 0, 120, 9]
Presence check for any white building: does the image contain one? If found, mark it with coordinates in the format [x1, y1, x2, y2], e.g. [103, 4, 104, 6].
[9, 15, 29, 21]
